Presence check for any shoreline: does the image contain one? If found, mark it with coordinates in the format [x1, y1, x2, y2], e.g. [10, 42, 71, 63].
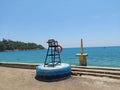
[0, 62, 120, 79]
[0, 62, 120, 69]
[0, 48, 45, 52]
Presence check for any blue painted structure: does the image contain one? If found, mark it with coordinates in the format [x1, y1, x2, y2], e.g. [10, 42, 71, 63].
[36, 39, 71, 81]
[36, 63, 71, 77]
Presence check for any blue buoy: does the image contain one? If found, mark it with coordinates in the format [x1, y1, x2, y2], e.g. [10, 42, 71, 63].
[36, 63, 71, 81]
[36, 39, 71, 81]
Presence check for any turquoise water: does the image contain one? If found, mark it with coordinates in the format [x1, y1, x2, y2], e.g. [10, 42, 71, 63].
[0, 46, 120, 68]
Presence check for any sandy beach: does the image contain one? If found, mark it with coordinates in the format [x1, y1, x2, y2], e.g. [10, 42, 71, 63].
[0, 66, 120, 90]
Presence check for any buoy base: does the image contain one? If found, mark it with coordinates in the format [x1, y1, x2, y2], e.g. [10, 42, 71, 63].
[36, 63, 71, 81]
[35, 73, 71, 82]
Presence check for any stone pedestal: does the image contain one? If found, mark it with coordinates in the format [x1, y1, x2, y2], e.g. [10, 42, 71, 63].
[76, 53, 88, 66]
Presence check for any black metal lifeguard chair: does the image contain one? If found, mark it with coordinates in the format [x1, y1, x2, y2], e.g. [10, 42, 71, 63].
[44, 39, 62, 67]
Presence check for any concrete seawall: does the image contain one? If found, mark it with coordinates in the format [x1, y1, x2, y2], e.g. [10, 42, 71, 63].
[0, 62, 120, 79]
[0, 62, 38, 69]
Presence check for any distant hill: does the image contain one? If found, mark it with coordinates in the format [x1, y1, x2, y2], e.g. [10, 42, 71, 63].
[0, 39, 45, 51]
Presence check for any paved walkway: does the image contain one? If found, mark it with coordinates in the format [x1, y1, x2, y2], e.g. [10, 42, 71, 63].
[0, 66, 120, 90]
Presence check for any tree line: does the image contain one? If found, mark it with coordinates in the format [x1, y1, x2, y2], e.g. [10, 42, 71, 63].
[0, 39, 45, 51]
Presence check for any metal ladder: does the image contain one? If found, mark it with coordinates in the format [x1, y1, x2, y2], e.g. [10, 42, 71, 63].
[44, 39, 61, 67]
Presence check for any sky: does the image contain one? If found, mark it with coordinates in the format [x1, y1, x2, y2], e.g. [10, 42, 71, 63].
[0, 0, 120, 48]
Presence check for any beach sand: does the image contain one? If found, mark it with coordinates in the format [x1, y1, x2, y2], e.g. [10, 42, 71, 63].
[0, 66, 120, 90]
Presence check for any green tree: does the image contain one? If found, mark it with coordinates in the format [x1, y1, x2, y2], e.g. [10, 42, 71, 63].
[0, 41, 6, 51]
[0, 39, 45, 51]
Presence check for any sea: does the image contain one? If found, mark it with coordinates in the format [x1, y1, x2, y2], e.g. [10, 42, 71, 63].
[0, 46, 120, 68]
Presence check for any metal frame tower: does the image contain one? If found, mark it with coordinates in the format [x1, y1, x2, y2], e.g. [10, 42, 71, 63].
[44, 39, 61, 67]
